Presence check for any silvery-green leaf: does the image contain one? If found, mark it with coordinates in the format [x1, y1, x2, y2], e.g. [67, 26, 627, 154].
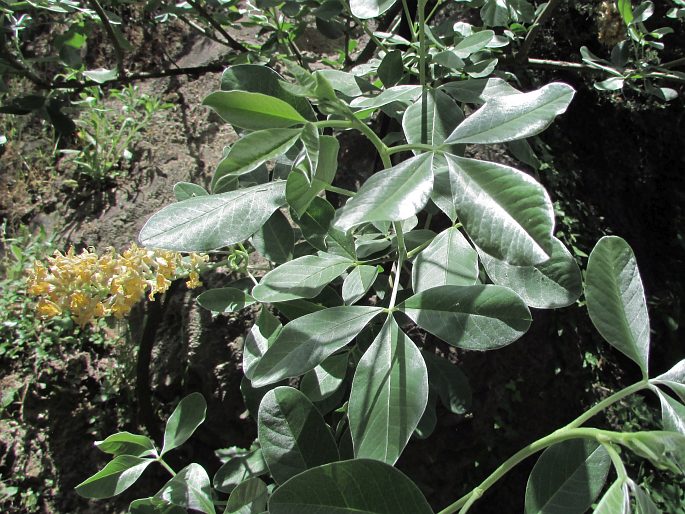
[478, 237, 582, 309]
[524, 440, 611, 514]
[139, 182, 286, 252]
[412, 226, 479, 293]
[350, 85, 422, 110]
[252, 209, 294, 264]
[421, 350, 471, 415]
[654, 359, 685, 402]
[203, 91, 307, 130]
[402, 90, 463, 150]
[400, 285, 531, 350]
[243, 308, 282, 380]
[349, 0, 397, 18]
[444, 83, 575, 144]
[593, 481, 629, 514]
[197, 287, 256, 314]
[300, 353, 348, 402]
[174, 182, 207, 201]
[586, 236, 650, 377]
[225, 477, 268, 514]
[342, 265, 380, 305]
[444, 154, 555, 265]
[349, 317, 428, 464]
[333, 154, 433, 232]
[252, 253, 353, 303]
[440, 77, 522, 104]
[630, 481, 661, 514]
[155, 464, 216, 514]
[76, 456, 153, 499]
[657, 389, 685, 434]
[250, 306, 383, 387]
[455, 30, 495, 58]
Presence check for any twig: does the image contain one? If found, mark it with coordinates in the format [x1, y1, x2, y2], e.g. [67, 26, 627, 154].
[0, 31, 50, 87]
[185, 0, 248, 52]
[661, 56, 685, 69]
[87, 0, 127, 79]
[517, 0, 560, 64]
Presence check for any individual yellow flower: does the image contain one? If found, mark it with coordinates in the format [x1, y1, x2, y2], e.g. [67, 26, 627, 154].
[186, 271, 202, 289]
[37, 299, 62, 318]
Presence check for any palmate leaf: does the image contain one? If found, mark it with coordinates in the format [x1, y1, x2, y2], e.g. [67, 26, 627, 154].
[400, 285, 532, 350]
[333, 153, 433, 232]
[444, 82, 574, 144]
[654, 359, 685, 402]
[250, 306, 383, 387]
[443, 153, 555, 265]
[585, 236, 650, 377]
[251, 253, 353, 302]
[139, 181, 286, 252]
[258, 387, 339, 483]
[524, 440, 611, 514]
[412, 226, 479, 293]
[478, 237, 582, 309]
[268, 459, 433, 514]
[348, 317, 428, 464]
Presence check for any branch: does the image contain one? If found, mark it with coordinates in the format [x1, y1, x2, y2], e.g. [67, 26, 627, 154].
[185, 0, 248, 52]
[87, 0, 127, 79]
[517, 0, 561, 64]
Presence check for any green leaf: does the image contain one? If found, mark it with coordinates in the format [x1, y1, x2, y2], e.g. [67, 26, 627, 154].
[412, 227, 478, 293]
[617, 0, 634, 25]
[300, 353, 348, 402]
[421, 350, 471, 415]
[455, 30, 494, 58]
[95, 432, 157, 458]
[139, 181, 286, 252]
[333, 154, 434, 232]
[593, 480, 629, 514]
[630, 481, 660, 514]
[400, 285, 532, 350]
[524, 440, 611, 514]
[161, 392, 207, 456]
[212, 129, 302, 189]
[585, 236, 650, 376]
[197, 288, 256, 314]
[129, 497, 186, 514]
[378, 51, 404, 87]
[220, 65, 316, 121]
[349, 0, 398, 19]
[443, 154, 554, 265]
[203, 91, 307, 130]
[252, 253, 353, 302]
[252, 210, 294, 264]
[225, 478, 268, 514]
[342, 265, 380, 305]
[258, 387, 339, 483]
[243, 308, 282, 380]
[297, 196, 355, 258]
[75, 455, 153, 499]
[250, 306, 383, 387]
[349, 317, 428, 464]
[617, 431, 685, 474]
[440, 77, 522, 104]
[155, 463, 216, 514]
[268, 459, 433, 514]
[174, 182, 208, 201]
[478, 237, 582, 309]
[654, 359, 685, 402]
[350, 85, 422, 111]
[286, 135, 339, 217]
[300, 122, 320, 177]
[444, 83, 575, 144]
[214, 448, 268, 493]
[402, 90, 464, 150]
[657, 389, 685, 434]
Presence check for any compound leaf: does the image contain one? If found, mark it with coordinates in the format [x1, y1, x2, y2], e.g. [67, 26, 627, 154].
[204, 91, 307, 130]
[342, 265, 380, 305]
[252, 209, 294, 264]
[95, 432, 157, 458]
[76, 456, 153, 499]
[155, 463, 215, 514]
[225, 477, 268, 514]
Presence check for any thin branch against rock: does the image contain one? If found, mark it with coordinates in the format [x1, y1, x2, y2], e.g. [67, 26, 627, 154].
[517, 0, 561, 65]
[87, 0, 128, 79]
[185, 0, 248, 52]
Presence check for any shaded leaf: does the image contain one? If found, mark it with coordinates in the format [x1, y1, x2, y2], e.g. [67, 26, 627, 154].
[252, 210, 294, 264]
[225, 478, 268, 514]
[95, 432, 157, 458]
[342, 265, 380, 305]
[197, 288, 256, 314]
[174, 182, 208, 201]
[203, 91, 307, 130]
[155, 463, 216, 514]
[214, 448, 268, 493]
[162, 393, 207, 456]
[76, 456, 153, 499]
[300, 353, 348, 402]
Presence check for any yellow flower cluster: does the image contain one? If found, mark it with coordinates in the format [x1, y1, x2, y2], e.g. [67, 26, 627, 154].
[26, 244, 209, 326]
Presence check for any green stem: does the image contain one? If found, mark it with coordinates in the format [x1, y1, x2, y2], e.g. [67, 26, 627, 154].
[158, 458, 176, 477]
[387, 143, 439, 155]
[388, 222, 406, 310]
[457, 488, 482, 514]
[438, 428, 612, 514]
[405, 236, 435, 260]
[602, 442, 628, 481]
[562, 380, 649, 430]
[418, 0, 427, 90]
[313, 119, 354, 130]
[352, 118, 391, 169]
[324, 184, 356, 196]
[400, 0, 417, 40]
